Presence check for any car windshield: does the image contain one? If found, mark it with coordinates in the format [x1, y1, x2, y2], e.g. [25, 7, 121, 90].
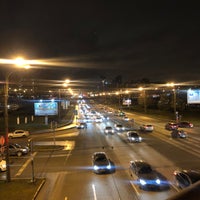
[95, 154, 107, 161]
[129, 132, 138, 137]
[13, 144, 22, 148]
[139, 165, 153, 174]
[106, 127, 112, 130]
[188, 172, 200, 183]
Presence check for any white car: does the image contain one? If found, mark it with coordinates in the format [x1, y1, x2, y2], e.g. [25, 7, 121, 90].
[0, 159, 6, 172]
[8, 130, 30, 138]
[123, 116, 130, 121]
[95, 117, 103, 123]
[140, 124, 154, 132]
[104, 126, 114, 134]
[114, 124, 125, 131]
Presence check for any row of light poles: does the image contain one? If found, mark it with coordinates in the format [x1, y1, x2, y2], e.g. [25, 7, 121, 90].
[94, 83, 177, 115]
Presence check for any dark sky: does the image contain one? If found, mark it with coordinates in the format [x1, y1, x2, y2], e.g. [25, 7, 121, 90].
[1, 0, 200, 84]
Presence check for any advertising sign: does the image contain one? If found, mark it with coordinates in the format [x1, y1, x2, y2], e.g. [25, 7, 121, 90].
[123, 99, 131, 106]
[34, 102, 58, 116]
[187, 89, 200, 104]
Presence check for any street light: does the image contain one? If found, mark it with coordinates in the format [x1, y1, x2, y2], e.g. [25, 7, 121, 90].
[3, 57, 30, 182]
[167, 82, 177, 120]
[58, 79, 70, 122]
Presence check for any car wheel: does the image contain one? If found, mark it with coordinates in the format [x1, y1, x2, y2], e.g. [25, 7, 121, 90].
[17, 151, 22, 157]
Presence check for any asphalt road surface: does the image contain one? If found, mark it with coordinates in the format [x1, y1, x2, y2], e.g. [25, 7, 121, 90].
[1, 107, 200, 200]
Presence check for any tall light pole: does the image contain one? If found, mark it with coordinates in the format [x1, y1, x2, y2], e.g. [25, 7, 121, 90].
[58, 79, 70, 122]
[167, 82, 178, 121]
[4, 71, 10, 182]
[2, 57, 30, 182]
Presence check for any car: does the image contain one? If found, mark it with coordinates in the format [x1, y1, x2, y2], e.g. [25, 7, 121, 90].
[92, 152, 112, 174]
[116, 111, 125, 117]
[171, 129, 187, 138]
[0, 158, 6, 172]
[95, 117, 103, 122]
[104, 126, 114, 134]
[114, 124, 125, 131]
[76, 122, 87, 129]
[173, 169, 200, 189]
[8, 143, 29, 157]
[165, 122, 178, 130]
[140, 124, 154, 132]
[123, 116, 130, 121]
[129, 160, 169, 190]
[127, 131, 142, 143]
[8, 130, 30, 138]
[178, 121, 194, 128]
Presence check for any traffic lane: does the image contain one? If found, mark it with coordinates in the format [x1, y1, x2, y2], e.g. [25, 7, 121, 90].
[102, 133, 178, 199]
[88, 122, 179, 199]
[35, 123, 138, 200]
[48, 170, 137, 200]
[93, 121, 181, 195]
[16, 121, 176, 199]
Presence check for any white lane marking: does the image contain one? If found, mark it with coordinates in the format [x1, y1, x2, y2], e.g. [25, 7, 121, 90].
[170, 183, 180, 192]
[92, 184, 97, 200]
[15, 152, 37, 177]
[130, 181, 140, 197]
[34, 140, 75, 151]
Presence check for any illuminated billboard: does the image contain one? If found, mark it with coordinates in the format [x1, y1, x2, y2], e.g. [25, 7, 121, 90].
[187, 89, 200, 104]
[123, 99, 131, 106]
[34, 102, 58, 116]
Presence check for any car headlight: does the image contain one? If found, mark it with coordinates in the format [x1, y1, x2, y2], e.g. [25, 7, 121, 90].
[139, 137, 142, 141]
[139, 179, 146, 185]
[156, 179, 161, 184]
[106, 164, 111, 169]
[94, 165, 99, 170]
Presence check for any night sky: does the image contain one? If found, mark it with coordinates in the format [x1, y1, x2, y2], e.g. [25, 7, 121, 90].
[0, 1, 200, 84]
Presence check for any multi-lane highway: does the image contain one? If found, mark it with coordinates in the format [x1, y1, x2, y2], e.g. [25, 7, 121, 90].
[1, 103, 200, 200]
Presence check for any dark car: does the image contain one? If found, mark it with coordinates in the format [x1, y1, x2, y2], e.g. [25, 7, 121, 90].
[173, 170, 200, 189]
[165, 122, 178, 130]
[178, 121, 194, 128]
[127, 131, 142, 143]
[129, 160, 169, 190]
[171, 129, 187, 138]
[8, 143, 29, 157]
[92, 152, 112, 174]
